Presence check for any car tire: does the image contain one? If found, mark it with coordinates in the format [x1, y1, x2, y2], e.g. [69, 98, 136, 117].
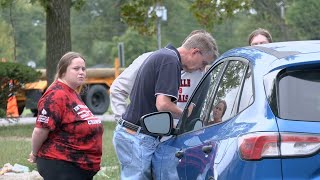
[31, 109, 38, 117]
[17, 101, 25, 116]
[83, 85, 109, 115]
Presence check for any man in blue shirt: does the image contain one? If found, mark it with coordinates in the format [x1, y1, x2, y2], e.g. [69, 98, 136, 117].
[113, 31, 218, 179]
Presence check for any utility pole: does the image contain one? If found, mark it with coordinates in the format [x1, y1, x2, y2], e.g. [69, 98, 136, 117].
[117, 42, 125, 67]
[277, 0, 288, 40]
[157, 18, 161, 50]
[149, 5, 167, 49]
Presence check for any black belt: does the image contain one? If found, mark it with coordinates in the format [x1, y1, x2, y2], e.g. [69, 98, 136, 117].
[117, 118, 145, 134]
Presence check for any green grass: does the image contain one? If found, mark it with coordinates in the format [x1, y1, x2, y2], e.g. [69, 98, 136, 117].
[21, 108, 33, 117]
[0, 122, 120, 180]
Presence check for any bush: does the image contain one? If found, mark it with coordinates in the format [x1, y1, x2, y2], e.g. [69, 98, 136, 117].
[0, 62, 41, 117]
[0, 108, 5, 117]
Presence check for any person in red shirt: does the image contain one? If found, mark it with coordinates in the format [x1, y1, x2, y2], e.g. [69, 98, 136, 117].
[28, 52, 104, 180]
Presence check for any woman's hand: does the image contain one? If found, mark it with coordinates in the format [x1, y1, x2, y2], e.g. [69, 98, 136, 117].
[27, 152, 37, 163]
[29, 127, 49, 164]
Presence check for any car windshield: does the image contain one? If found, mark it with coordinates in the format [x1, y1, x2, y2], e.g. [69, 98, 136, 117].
[277, 69, 320, 121]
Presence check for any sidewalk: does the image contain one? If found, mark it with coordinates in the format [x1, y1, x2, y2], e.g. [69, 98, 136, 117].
[0, 114, 115, 126]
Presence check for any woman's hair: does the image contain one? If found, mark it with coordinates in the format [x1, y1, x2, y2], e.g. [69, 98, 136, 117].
[218, 100, 227, 117]
[248, 28, 273, 45]
[55, 52, 86, 80]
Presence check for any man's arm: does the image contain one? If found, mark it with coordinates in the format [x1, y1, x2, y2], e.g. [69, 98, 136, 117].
[110, 52, 153, 120]
[156, 94, 183, 119]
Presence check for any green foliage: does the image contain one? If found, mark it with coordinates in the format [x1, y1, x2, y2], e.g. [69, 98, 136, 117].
[190, 0, 251, 29]
[111, 28, 157, 66]
[1, 0, 320, 72]
[120, 0, 159, 35]
[0, 62, 40, 116]
[113, 0, 206, 66]
[71, 0, 86, 10]
[161, 0, 203, 46]
[212, 16, 248, 53]
[0, 0, 46, 67]
[0, 0, 13, 7]
[250, 0, 290, 41]
[286, 0, 320, 40]
[71, 0, 127, 66]
[119, 0, 251, 33]
[0, 108, 5, 117]
[0, 19, 13, 60]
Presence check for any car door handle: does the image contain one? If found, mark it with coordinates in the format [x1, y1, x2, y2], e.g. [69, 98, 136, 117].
[175, 150, 184, 159]
[202, 145, 213, 154]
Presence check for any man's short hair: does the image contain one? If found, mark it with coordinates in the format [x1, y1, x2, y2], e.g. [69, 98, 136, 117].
[182, 31, 219, 64]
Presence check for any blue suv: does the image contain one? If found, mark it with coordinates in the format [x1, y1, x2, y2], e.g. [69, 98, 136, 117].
[140, 41, 320, 180]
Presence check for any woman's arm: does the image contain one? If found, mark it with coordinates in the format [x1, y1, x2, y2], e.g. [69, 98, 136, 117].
[28, 127, 49, 163]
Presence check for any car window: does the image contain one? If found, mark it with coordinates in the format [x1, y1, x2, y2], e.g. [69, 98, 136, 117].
[278, 69, 320, 121]
[204, 60, 248, 126]
[179, 62, 225, 133]
[238, 66, 254, 112]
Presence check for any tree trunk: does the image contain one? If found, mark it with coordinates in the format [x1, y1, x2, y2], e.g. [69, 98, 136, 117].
[9, 1, 16, 62]
[46, 0, 72, 85]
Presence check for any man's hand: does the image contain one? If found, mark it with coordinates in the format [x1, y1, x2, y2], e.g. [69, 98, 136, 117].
[187, 103, 196, 117]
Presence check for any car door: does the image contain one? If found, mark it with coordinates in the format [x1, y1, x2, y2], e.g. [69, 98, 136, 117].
[152, 61, 225, 180]
[181, 60, 249, 180]
[152, 58, 253, 180]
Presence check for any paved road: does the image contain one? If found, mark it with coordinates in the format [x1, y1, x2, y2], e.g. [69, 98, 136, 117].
[0, 114, 115, 126]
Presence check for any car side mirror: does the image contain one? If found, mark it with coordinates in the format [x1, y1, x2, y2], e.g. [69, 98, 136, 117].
[140, 111, 173, 136]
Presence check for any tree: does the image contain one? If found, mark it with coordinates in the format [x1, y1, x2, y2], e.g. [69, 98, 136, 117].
[249, 0, 290, 41]
[37, 0, 72, 84]
[1, 0, 18, 62]
[0, 0, 85, 84]
[190, 0, 251, 29]
[0, 19, 13, 60]
[120, 0, 158, 35]
[286, 0, 320, 40]
[71, 0, 127, 67]
[212, 14, 249, 53]
[110, 28, 157, 66]
[160, 0, 203, 47]
[119, 0, 251, 34]
[0, 0, 46, 65]
[110, 0, 211, 66]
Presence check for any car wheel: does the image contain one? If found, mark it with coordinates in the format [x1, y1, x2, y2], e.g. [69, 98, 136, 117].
[17, 101, 25, 116]
[83, 85, 109, 115]
[31, 109, 38, 117]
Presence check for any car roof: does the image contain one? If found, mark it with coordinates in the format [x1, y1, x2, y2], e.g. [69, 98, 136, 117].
[219, 40, 320, 74]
